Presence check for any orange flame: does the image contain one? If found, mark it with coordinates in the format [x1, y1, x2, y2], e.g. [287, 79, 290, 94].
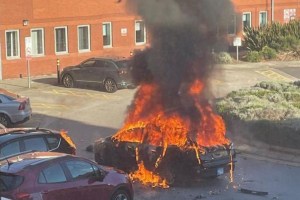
[113, 79, 229, 187]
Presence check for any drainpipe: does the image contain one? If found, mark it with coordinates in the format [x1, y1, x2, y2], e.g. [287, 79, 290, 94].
[271, 0, 275, 22]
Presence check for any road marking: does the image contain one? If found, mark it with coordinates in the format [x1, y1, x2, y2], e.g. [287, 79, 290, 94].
[255, 69, 294, 82]
[31, 102, 70, 109]
[41, 89, 120, 100]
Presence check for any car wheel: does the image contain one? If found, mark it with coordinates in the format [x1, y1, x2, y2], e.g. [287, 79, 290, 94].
[0, 114, 11, 127]
[111, 190, 131, 200]
[104, 78, 117, 93]
[62, 74, 74, 88]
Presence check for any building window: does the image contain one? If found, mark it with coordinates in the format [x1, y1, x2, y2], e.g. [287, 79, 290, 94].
[242, 12, 251, 31]
[228, 14, 236, 35]
[284, 9, 296, 23]
[31, 28, 44, 56]
[78, 25, 90, 52]
[5, 30, 20, 59]
[55, 26, 68, 54]
[259, 11, 268, 27]
[135, 20, 146, 45]
[102, 22, 112, 48]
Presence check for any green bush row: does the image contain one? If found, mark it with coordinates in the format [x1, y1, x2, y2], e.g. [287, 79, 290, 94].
[244, 20, 300, 52]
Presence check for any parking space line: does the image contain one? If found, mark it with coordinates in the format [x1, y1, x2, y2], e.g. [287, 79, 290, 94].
[42, 89, 121, 100]
[31, 103, 70, 109]
[255, 69, 293, 82]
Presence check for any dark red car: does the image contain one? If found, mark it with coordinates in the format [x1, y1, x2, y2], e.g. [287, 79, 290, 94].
[0, 151, 133, 200]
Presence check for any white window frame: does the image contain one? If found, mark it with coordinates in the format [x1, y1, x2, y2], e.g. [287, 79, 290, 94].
[54, 26, 68, 54]
[77, 25, 90, 52]
[242, 12, 252, 31]
[259, 11, 268, 27]
[30, 28, 45, 57]
[5, 29, 20, 59]
[102, 22, 112, 48]
[135, 20, 146, 45]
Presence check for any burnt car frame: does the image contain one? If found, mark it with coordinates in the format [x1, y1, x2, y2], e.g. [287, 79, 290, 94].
[94, 129, 236, 185]
[60, 57, 134, 93]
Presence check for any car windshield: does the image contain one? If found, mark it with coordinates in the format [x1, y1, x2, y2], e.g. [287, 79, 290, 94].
[0, 173, 23, 192]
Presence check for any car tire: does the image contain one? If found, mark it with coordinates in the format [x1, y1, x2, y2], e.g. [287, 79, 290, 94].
[111, 190, 131, 200]
[104, 78, 117, 93]
[0, 114, 11, 127]
[62, 74, 74, 88]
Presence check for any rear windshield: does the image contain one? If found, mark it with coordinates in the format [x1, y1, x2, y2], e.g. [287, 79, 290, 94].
[0, 173, 23, 192]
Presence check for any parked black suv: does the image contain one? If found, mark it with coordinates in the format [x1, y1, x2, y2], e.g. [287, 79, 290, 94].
[60, 57, 134, 93]
[0, 128, 76, 159]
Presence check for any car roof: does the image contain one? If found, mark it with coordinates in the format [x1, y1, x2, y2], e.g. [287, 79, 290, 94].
[0, 151, 70, 173]
[91, 57, 128, 62]
[0, 128, 59, 144]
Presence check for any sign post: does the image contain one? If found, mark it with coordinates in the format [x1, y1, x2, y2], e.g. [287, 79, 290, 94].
[25, 37, 32, 88]
[233, 37, 242, 62]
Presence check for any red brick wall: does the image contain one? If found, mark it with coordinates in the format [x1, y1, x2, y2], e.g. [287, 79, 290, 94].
[0, 0, 147, 79]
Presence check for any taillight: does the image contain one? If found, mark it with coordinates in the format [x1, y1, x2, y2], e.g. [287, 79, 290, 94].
[15, 192, 31, 200]
[18, 102, 26, 110]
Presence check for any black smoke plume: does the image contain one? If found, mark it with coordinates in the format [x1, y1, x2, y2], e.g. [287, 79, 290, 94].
[128, 0, 235, 115]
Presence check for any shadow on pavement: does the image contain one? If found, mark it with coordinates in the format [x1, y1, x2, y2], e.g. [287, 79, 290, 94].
[14, 112, 118, 160]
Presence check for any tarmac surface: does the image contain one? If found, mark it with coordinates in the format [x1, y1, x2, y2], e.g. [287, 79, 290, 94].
[0, 60, 300, 167]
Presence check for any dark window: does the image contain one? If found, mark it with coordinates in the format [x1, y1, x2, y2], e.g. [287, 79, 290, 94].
[46, 136, 60, 150]
[65, 160, 95, 180]
[105, 61, 116, 69]
[23, 137, 48, 151]
[39, 164, 67, 183]
[95, 60, 106, 68]
[0, 141, 20, 157]
[82, 60, 96, 68]
[0, 173, 23, 192]
[135, 21, 146, 44]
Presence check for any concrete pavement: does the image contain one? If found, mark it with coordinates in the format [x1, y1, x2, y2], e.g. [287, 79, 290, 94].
[0, 61, 300, 166]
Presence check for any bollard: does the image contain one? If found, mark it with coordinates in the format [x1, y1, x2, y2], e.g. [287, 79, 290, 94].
[57, 59, 60, 84]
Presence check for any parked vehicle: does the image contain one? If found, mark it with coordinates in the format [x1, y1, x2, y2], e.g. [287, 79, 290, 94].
[94, 129, 236, 185]
[60, 57, 134, 93]
[0, 128, 76, 159]
[0, 89, 32, 127]
[0, 151, 133, 200]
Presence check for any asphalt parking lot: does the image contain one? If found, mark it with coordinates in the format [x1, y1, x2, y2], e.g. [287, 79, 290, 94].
[1, 61, 300, 199]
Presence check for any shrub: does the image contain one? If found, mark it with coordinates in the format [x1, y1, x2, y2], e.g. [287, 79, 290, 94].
[213, 52, 233, 64]
[260, 46, 277, 60]
[245, 51, 261, 62]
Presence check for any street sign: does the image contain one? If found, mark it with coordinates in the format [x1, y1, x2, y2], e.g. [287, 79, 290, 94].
[233, 37, 242, 47]
[25, 37, 32, 60]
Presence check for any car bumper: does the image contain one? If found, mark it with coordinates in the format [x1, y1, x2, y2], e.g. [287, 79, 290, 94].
[10, 111, 32, 124]
[194, 162, 235, 178]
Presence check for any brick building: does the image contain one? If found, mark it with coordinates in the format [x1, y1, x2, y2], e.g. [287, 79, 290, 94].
[0, 0, 299, 79]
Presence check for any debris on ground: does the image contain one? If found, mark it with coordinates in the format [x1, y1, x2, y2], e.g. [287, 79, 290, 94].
[240, 188, 268, 196]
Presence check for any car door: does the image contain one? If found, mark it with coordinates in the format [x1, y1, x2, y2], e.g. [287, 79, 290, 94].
[62, 159, 109, 200]
[37, 162, 81, 200]
[74, 59, 97, 86]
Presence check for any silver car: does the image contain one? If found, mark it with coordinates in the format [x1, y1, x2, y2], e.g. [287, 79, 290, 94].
[0, 89, 32, 127]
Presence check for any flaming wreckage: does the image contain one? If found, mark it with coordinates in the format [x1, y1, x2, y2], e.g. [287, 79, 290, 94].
[94, 82, 236, 187]
[94, 0, 236, 188]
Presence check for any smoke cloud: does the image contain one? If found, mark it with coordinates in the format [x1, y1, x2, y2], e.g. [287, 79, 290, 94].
[128, 0, 235, 114]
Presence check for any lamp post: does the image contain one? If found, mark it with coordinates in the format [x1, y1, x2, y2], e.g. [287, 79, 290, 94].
[271, 0, 275, 22]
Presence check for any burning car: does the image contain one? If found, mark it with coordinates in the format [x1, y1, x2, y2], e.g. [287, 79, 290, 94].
[94, 126, 236, 187]
[94, 82, 236, 187]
